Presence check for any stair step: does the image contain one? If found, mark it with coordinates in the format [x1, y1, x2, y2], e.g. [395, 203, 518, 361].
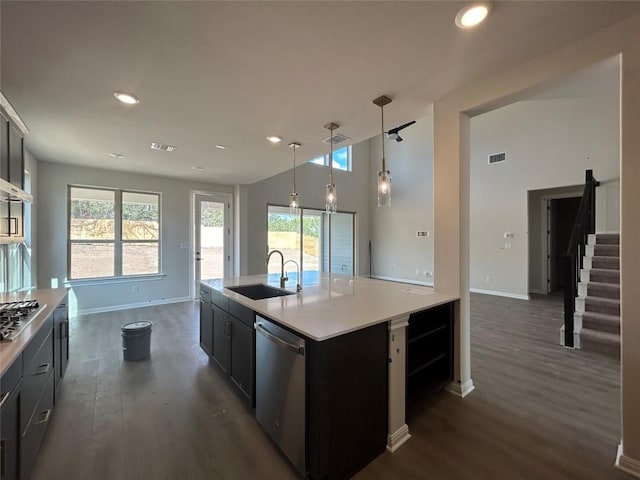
[591, 256, 619, 270]
[581, 312, 620, 334]
[588, 269, 620, 284]
[585, 296, 620, 316]
[595, 233, 619, 245]
[580, 328, 620, 358]
[593, 245, 619, 257]
[587, 282, 620, 300]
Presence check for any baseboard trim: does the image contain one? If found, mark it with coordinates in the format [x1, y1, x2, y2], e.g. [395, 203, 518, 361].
[73, 296, 191, 317]
[470, 288, 529, 301]
[616, 444, 640, 478]
[371, 274, 433, 287]
[387, 423, 411, 452]
[446, 379, 475, 398]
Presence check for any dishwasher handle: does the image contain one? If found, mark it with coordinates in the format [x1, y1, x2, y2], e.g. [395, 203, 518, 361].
[255, 323, 305, 356]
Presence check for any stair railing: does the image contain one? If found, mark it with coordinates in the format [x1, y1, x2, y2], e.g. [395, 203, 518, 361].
[563, 169, 599, 347]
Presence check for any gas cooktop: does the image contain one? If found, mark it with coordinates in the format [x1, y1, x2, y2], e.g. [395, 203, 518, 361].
[0, 300, 47, 342]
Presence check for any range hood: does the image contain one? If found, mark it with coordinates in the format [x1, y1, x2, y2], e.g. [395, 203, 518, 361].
[0, 177, 32, 203]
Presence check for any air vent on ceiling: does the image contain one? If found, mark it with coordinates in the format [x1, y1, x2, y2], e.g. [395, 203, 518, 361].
[150, 142, 177, 152]
[322, 133, 351, 145]
[488, 152, 506, 164]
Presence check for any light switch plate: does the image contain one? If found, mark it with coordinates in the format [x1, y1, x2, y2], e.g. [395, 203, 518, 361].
[180, 242, 189, 249]
[416, 231, 430, 237]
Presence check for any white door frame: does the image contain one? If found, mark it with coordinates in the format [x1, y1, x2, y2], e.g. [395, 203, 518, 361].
[190, 190, 233, 300]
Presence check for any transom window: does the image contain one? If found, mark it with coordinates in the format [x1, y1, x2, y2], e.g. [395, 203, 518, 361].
[309, 145, 352, 172]
[68, 186, 160, 280]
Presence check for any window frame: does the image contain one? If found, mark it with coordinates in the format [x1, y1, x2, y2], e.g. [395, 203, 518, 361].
[67, 185, 162, 281]
[308, 145, 352, 172]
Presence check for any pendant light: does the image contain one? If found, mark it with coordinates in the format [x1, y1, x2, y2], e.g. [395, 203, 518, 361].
[289, 142, 301, 214]
[325, 122, 339, 214]
[373, 95, 392, 207]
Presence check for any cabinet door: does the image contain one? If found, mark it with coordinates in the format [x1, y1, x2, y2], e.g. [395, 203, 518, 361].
[211, 305, 229, 373]
[53, 302, 70, 402]
[199, 299, 213, 356]
[0, 384, 20, 480]
[0, 113, 8, 181]
[229, 316, 253, 401]
[7, 126, 22, 189]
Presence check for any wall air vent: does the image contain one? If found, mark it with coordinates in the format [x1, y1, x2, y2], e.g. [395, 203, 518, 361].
[150, 142, 177, 152]
[322, 133, 351, 145]
[488, 152, 506, 164]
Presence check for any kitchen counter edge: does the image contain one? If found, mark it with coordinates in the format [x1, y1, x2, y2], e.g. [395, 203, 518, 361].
[0, 288, 69, 377]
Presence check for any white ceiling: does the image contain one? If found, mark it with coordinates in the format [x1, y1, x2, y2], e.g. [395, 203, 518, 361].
[1, 1, 638, 185]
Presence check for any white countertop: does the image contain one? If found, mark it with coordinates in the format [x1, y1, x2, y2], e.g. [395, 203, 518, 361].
[0, 288, 68, 376]
[202, 274, 458, 341]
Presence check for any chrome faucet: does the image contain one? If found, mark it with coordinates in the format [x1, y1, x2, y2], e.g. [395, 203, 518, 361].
[266, 249, 287, 288]
[283, 260, 302, 292]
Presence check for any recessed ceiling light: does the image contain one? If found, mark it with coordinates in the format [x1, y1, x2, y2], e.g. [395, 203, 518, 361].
[108, 152, 125, 159]
[215, 145, 227, 150]
[192, 166, 205, 171]
[113, 92, 140, 105]
[150, 142, 177, 152]
[455, 2, 492, 29]
[266, 136, 282, 144]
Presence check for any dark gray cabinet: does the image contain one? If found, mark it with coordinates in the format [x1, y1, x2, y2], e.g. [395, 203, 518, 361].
[199, 287, 213, 357]
[211, 304, 229, 374]
[7, 126, 23, 190]
[199, 284, 254, 406]
[0, 357, 22, 480]
[0, 112, 8, 183]
[0, 295, 68, 480]
[53, 296, 69, 402]
[20, 314, 54, 480]
[229, 313, 253, 401]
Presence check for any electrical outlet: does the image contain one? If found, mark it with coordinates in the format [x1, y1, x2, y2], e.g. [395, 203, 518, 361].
[132, 285, 139, 294]
[180, 242, 189, 249]
[486, 276, 491, 283]
[504, 242, 512, 249]
[416, 231, 430, 237]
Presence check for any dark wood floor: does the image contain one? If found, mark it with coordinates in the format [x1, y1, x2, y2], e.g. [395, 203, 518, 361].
[32, 294, 626, 480]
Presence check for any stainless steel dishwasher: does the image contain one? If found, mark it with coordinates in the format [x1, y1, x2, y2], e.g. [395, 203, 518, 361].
[255, 315, 306, 476]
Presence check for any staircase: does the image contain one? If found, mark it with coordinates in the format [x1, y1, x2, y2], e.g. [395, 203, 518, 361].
[574, 233, 620, 358]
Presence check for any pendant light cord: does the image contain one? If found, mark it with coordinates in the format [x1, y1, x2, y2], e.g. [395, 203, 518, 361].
[292, 145, 297, 192]
[329, 124, 334, 185]
[381, 104, 386, 172]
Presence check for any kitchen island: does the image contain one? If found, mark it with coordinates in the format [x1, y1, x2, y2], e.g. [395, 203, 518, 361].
[200, 274, 458, 479]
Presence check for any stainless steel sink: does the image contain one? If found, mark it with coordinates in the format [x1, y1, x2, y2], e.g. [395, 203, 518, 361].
[226, 283, 296, 300]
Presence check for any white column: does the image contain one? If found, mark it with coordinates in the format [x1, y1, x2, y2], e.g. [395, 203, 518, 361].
[387, 315, 411, 452]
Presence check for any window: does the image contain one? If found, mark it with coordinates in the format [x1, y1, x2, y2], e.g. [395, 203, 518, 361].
[308, 146, 352, 172]
[267, 205, 354, 284]
[68, 186, 160, 280]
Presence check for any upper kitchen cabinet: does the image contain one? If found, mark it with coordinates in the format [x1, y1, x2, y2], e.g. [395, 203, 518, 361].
[0, 92, 32, 244]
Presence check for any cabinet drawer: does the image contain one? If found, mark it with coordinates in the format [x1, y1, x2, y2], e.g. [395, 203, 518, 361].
[21, 370, 54, 480]
[21, 328, 54, 432]
[1, 355, 22, 399]
[210, 288, 228, 311]
[228, 299, 254, 328]
[199, 285, 211, 301]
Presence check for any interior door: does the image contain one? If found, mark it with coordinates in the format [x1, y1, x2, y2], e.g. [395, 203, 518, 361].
[194, 194, 231, 294]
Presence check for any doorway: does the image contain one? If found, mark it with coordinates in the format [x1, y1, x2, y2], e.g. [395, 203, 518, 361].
[193, 193, 232, 297]
[547, 196, 581, 294]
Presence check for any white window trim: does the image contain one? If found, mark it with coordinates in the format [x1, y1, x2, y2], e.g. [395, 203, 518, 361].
[67, 186, 162, 280]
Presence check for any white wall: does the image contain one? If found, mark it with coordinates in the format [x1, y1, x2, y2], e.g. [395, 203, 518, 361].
[37, 161, 233, 314]
[368, 111, 434, 285]
[469, 87, 619, 298]
[244, 141, 370, 277]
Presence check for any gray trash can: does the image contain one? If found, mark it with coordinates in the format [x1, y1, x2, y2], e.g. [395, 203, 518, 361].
[121, 321, 152, 361]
